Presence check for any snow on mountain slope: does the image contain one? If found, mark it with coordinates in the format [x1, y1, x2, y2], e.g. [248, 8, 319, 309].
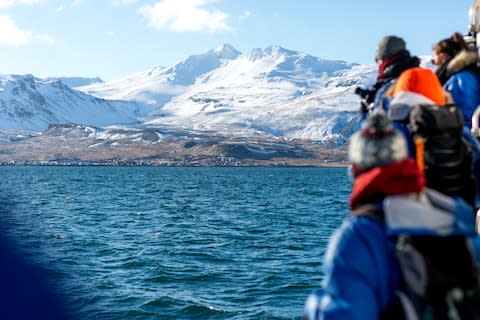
[145, 47, 376, 141]
[78, 44, 241, 106]
[78, 66, 180, 107]
[0, 44, 381, 143]
[146, 84, 364, 142]
[0, 74, 146, 131]
[194, 45, 357, 90]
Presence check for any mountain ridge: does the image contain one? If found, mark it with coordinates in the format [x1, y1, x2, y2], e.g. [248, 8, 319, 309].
[0, 44, 381, 165]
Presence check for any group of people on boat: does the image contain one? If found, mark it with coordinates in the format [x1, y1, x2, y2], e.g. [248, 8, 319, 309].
[304, 25, 480, 320]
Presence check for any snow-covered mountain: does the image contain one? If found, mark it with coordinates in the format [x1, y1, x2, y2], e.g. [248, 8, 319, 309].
[78, 44, 242, 106]
[0, 44, 387, 164]
[0, 74, 148, 131]
[0, 44, 380, 146]
[142, 45, 375, 142]
[75, 44, 377, 142]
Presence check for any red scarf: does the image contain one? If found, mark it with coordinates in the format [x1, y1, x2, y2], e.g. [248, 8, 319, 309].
[377, 55, 398, 79]
[349, 159, 425, 209]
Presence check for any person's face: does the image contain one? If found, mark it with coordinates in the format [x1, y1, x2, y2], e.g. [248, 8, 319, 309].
[431, 51, 447, 67]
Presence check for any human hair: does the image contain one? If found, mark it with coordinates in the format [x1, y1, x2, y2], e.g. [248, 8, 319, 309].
[433, 32, 470, 58]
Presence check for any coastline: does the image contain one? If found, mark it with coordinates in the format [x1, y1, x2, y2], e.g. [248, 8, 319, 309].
[0, 160, 349, 168]
[0, 128, 349, 168]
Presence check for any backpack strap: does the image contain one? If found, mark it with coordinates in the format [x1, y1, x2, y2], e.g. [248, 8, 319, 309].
[413, 137, 425, 173]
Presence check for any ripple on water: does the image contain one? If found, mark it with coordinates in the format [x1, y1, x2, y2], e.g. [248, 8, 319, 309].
[0, 167, 350, 320]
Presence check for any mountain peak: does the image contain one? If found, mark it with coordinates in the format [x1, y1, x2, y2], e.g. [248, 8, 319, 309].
[47, 76, 104, 88]
[246, 45, 297, 61]
[264, 45, 296, 56]
[212, 44, 241, 60]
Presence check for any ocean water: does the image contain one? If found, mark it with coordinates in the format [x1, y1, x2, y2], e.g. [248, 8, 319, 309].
[0, 166, 351, 320]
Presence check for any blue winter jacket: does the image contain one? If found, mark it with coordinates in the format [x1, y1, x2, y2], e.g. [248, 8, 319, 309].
[305, 191, 480, 320]
[444, 70, 480, 129]
[373, 79, 395, 113]
[305, 216, 400, 320]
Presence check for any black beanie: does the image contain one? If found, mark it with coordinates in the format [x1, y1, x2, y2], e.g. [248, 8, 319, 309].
[375, 35, 406, 61]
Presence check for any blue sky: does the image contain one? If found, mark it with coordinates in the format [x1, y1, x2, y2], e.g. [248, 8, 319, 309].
[0, 0, 474, 80]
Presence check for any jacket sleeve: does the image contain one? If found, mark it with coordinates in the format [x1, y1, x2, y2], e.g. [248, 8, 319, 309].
[305, 217, 398, 320]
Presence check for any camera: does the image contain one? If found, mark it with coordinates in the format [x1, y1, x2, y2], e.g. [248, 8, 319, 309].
[354, 86, 374, 114]
[354, 86, 371, 100]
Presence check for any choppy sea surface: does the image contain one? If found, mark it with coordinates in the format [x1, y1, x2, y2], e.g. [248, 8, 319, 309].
[0, 166, 350, 319]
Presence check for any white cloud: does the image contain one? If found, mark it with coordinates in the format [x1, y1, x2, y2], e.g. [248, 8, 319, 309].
[0, 15, 54, 47]
[56, 4, 64, 12]
[0, 15, 30, 46]
[140, 0, 230, 33]
[0, 0, 40, 8]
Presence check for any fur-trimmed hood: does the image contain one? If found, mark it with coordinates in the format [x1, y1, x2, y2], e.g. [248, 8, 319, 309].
[447, 50, 480, 74]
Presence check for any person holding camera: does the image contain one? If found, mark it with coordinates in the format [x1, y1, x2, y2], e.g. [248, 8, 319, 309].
[356, 36, 420, 116]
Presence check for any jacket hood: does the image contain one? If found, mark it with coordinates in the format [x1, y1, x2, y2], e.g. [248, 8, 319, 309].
[447, 50, 480, 74]
[392, 67, 446, 105]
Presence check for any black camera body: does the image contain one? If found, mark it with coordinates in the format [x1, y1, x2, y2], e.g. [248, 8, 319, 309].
[354, 86, 375, 114]
[354, 86, 371, 100]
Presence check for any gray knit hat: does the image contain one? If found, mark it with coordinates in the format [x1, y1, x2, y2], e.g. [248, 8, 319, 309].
[375, 35, 406, 61]
[349, 113, 408, 173]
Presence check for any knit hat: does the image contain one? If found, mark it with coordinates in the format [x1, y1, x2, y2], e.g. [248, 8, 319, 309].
[375, 35, 406, 61]
[392, 67, 446, 105]
[349, 113, 408, 174]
